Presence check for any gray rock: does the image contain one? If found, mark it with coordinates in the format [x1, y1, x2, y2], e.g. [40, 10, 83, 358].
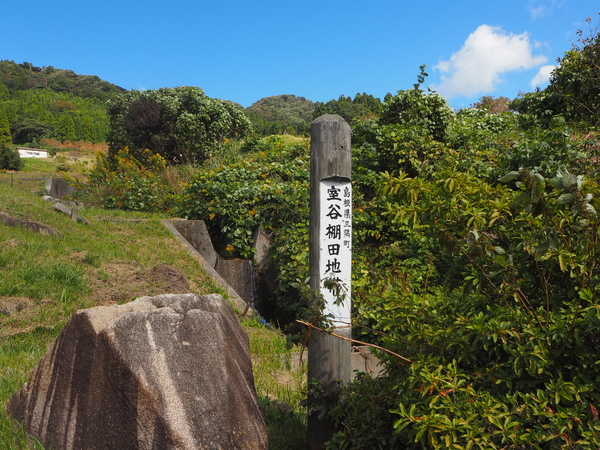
[52, 201, 72, 216]
[0, 212, 62, 236]
[7, 293, 268, 449]
[171, 220, 219, 268]
[61, 200, 79, 209]
[252, 227, 272, 271]
[286, 346, 385, 378]
[52, 202, 89, 225]
[70, 205, 90, 225]
[45, 178, 76, 198]
[217, 259, 256, 308]
[252, 228, 278, 309]
[161, 221, 252, 316]
[70, 205, 79, 222]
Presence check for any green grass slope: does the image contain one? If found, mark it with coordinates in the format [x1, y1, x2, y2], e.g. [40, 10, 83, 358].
[0, 169, 306, 449]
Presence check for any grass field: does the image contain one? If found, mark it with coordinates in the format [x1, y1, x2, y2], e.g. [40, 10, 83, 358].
[0, 165, 307, 449]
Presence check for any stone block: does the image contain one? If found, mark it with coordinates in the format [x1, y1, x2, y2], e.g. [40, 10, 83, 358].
[52, 202, 89, 225]
[7, 293, 268, 449]
[287, 346, 385, 379]
[52, 201, 72, 216]
[45, 178, 76, 198]
[172, 220, 219, 268]
[252, 227, 272, 270]
[217, 259, 255, 307]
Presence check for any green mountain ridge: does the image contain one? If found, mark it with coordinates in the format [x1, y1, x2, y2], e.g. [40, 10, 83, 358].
[0, 60, 386, 144]
[0, 60, 126, 101]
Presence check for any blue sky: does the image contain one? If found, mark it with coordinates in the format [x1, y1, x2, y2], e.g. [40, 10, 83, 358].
[2, 1, 598, 109]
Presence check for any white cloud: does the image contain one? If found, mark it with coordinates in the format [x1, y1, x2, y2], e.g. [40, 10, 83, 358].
[528, 5, 546, 20]
[527, 0, 566, 20]
[530, 64, 556, 88]
[432, 25, 547, 99]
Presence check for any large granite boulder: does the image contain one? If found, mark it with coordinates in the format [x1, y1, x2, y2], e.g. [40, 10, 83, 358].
[7, 293, 268, 449]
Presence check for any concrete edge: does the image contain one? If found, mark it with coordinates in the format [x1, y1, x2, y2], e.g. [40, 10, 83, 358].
[160, 220, 253, 316]
[285, 346, 385, 379]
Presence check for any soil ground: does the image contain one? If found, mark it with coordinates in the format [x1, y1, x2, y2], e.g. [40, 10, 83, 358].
[0, 262, 196, 339]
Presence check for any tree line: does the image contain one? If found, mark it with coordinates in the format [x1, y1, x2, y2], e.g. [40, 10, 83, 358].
[0, 59, 386, 149]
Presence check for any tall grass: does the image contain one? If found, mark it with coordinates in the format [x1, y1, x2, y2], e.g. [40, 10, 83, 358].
[245, 318, 307, 449]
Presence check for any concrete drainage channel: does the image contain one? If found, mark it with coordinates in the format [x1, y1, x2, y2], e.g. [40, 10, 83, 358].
[162, 218, 385, 378]
[162, 219, 253, 316]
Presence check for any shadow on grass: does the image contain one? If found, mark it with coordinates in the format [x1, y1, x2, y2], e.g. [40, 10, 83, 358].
[260, 396, 307, 450]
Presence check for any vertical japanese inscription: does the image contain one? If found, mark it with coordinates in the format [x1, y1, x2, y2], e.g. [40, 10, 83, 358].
[319, 179, 351, 327]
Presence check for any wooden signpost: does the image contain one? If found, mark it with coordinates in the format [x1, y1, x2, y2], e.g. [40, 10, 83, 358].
[308, 115, 352, 448]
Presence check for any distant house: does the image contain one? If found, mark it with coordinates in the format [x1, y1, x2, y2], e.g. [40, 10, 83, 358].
[17, 147, 49, 158]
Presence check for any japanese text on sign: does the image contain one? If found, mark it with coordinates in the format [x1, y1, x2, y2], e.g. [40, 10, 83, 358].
[319, 180, 351, 327]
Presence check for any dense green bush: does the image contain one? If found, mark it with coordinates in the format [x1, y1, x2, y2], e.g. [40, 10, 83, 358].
[510, 14, 600, 128]
[322, 54, 600, 446]
[176, 137, 311, 319]
[326, 375, 410, 449]
[0, 144, 23, 170]
[379, 67, 453, 143]
[332, 113, 600, 448]
[342, 286, 600, 448]
[107, 87, 252, 164]
[72, 148, 178, 212]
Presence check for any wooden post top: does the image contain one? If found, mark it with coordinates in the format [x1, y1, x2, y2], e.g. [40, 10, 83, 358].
[310, 115, 351, 182]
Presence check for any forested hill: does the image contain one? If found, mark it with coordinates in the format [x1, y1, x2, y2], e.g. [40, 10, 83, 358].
[0, 60, 125, 102]
[0, 59, 385, 145]
[245, 95, 316, 136]
[0, 60, 127, 145]
[245, 93, 384, 136]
